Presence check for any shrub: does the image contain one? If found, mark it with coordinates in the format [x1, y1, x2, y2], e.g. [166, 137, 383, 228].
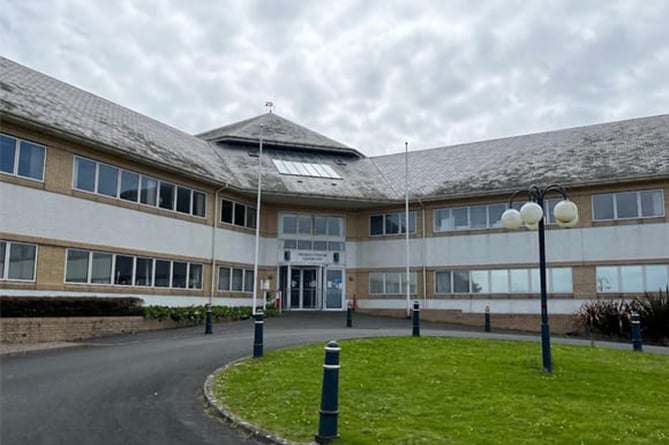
[142, 305, 279, 324]
[576, 288, 669, 345]
[0, 296, 144, 317]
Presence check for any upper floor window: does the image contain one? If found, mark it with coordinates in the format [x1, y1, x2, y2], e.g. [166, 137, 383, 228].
[1, 134, 46, 181]
[73, 156, 206, 217]
[370, 212, 416, 236]
[0, 240, 37, 281]
[596, 264, 668, 293]
[435, 267, 573, 294]
[592, 190, 664, 221]
[221, 199, 256, 229]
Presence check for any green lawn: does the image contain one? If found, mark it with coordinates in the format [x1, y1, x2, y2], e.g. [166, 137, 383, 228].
[213, 338, 669, 444]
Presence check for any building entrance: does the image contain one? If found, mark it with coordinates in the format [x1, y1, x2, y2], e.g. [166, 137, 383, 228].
[279, 266, 344, 310]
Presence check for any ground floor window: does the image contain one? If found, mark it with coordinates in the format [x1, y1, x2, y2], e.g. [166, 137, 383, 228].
[596, 264, 668, 293]
[0, 240, 37, 281]
[369, 271, 417, 295]
[218, 266, 254, 292]
[435, 268, 573, 294]
[65, 248, 203, 289]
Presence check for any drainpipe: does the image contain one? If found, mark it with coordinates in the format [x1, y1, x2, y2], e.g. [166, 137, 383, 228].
[210, 185, 228, 306]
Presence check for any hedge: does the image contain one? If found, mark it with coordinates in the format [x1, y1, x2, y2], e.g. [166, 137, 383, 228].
[0, 296, 144, 317]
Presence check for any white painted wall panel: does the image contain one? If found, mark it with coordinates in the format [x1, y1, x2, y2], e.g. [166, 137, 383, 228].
[360, 298, 589, 314]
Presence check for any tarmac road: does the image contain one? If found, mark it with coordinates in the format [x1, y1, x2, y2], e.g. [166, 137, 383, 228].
[1, 312, 665, 445]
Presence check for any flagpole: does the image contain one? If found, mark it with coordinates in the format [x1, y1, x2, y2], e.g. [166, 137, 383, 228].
[405, 141, 410, 317]
[252, 123, 264, 315]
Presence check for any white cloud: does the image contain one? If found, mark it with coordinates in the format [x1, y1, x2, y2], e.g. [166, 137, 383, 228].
[1, 0, 667, 156]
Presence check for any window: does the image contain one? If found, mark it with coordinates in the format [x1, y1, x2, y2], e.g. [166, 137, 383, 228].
[0, 241, 37, 281]
[221, 199, 256, 229]
[64, 249, 202, 289]
[596, 264, 669, 293]
[272, 159, 341, 179]
[280, 214, 346, 252]
[435, 268, 573, 294]
[1, 134, 46, 181]
[368, 271, 417, 294]
[72, 156, 206, 217]
[369, 212, 416, 236]
[593, 190, 664, 220]
[219, 267, 255, 292]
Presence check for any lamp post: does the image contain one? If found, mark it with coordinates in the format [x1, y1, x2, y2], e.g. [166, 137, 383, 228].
[501, 184, 578, 374]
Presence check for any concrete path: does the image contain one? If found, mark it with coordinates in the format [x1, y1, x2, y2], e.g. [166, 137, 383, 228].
[1, 313, 666, 445]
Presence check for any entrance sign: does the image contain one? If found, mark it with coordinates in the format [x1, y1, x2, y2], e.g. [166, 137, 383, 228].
[294, 251, 328, 265]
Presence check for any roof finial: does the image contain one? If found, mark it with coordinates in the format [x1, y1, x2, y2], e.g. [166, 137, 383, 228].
[265, 101, 274, 114]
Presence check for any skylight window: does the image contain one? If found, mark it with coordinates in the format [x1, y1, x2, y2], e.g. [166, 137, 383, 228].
[272, 159, 341, 179]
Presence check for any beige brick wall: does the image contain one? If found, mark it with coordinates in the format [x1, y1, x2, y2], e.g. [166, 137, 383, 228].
[0, 317, 189, 343]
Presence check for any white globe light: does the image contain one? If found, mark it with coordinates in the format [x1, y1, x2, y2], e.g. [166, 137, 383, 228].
[519, 202, 544, 225]
[554, 200, 578, 225]
[557, 207, 579, 228]
[501, 209, 523, 229]
[525, 222, 539, 230]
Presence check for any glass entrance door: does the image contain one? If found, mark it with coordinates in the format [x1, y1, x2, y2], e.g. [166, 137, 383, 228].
[289, 267, 319, 309]
[325, 269, 344, 310]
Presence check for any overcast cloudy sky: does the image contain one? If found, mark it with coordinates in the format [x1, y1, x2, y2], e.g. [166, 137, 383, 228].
[1, 0, 668, 155]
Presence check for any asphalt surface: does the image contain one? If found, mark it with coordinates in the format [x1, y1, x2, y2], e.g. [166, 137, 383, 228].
[1, 313, 666, 445]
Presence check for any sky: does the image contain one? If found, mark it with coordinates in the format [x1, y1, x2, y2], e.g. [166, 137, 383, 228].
[1, 0, 668, 156]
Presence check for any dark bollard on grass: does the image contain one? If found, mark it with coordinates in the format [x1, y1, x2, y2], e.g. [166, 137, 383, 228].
[631, 311, 643, 352]
[484, 305, 491, 333]
[253, 310, 264, 358]
[316, 341, 340, 444]
[412, 300, 420, 337]
[204, 304, 213, 335]
[346, 300, 353, 328]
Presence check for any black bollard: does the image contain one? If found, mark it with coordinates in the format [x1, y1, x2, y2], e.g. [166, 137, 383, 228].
[316, 341, 340, 444]
[484, 305, 491, 333]
[412, 300, 420, 337]
[346, 301, 353, 328]
[253, 310, 264, 358]
[631, 311, 642, 352]
[204, 304, 213, 335]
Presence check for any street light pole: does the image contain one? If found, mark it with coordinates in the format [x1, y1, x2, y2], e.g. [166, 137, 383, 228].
[502, 185, 578, 374]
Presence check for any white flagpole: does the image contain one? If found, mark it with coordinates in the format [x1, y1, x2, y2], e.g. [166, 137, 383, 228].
[252, 123, 264, 315]
[405, 141, 410, 317]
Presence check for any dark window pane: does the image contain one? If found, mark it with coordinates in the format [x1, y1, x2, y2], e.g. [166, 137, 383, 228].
[314, 216, 327, 235]
[234, 203, 246, 226]
[370, 215, 384, 235]
[193, 191, 206, 217]
[140, 176, 158, 206]
[120, 170, 139, 202]
[74, 158, 96, 192]
[616, 192, 638, 218]
[246, 207, 256, 229]
[221, 199, 234, 223]
[244, 270, 254, 292]
[313, 241, 327, 250]
[189, 264, 202, 289]
[1, 134, 17, 173]
[91, 252, 112, 284]
[470, 206, 487, 229]
[435, 271, 451, 293]
[155, 260, 171, 287]
[17, 141, 45, 180]
[231, 268, 244, 291]
[97, 164, 119, 197]
[159, 182, 175, 210]
[0, 242, 5, 279]
[66, 249, 89, 283]
[282, 214, 297, 234]
[176, 186, 191, 214]
[488, 204, 506, 228]
[297, 240, 312, 250]
[135, 257, 153, 286]
[400, 212, 416, 233]
[640, 190, 664, 217]
[385, 214, 400, 234]
[328, 216, 344, 237]
[297, 215, 312, 234]
[172, 262, 187, 288]
[592, 194, 614, 220]
[434, 209, 452, 231]
[8, 243, 36, 280]
[452, 207, 468, 229]
[114, 255, 134, 285]
[218, 267, 230, 290]
[283, 239, 297, 249]
[328, 241, 345, 251]
[453, 270, 470, 293]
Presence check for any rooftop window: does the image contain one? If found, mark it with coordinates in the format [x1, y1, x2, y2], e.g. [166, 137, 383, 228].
[272, 159, 341, 179]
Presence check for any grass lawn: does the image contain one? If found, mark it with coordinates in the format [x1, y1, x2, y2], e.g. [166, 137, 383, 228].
[213, 337, 669, 444]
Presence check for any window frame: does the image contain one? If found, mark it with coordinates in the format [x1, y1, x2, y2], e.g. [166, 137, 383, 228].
[592, 189, 665, 221]
[0, 133, 47, 182]
[595, 264, 669, 293]
[369, 212, 417, 236]
[218, 266, 254, 293]
[434, 267, 574, 295]
[0, 240, 38, 282]
[368, 271, 418, 295]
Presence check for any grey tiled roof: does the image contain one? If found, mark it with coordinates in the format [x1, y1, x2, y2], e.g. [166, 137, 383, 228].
[0, 57, 234, 184]
[372, 114, 669, 199]
[197, 113, 364, 157]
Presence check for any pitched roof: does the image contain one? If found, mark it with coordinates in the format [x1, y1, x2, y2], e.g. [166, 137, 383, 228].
[372, 114, 669, 199]
[197, 112, 364, 158]
[0, 56, 234, 184]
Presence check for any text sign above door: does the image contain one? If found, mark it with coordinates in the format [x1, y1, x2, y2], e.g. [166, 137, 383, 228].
[293, 251, 329, 265]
